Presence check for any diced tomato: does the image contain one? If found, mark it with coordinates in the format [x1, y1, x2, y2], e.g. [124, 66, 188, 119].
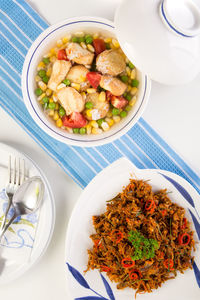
[86, 72, 101, 89]
[57, 49, 68, 60]
[111, 96, 128, 109]
[93, 39, 106, 55]
[62, 112, 87, 128]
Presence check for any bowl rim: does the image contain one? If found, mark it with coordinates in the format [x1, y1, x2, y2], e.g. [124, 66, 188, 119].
[22, 16, 151, 147]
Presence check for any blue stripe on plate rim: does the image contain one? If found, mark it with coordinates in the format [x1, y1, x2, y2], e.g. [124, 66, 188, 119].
[25, 20, 147, 143]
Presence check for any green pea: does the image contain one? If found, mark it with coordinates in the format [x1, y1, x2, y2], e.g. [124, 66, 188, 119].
[42, 75, 49, 83]
[120, 111, 127, 118]
[59, 107, 66, 117]
[72, 37, 78, 43]
[125, 105, 132, 112]
[38, 69, 46, 78]
[35, 88, 43, 96]
[112, 108, 120, 116]
[97, 119, 104, 127]
[78, 37, 85, 43]
[73, 128, 80, 134]
[63, 79, 71, 86]
[125, 93, 132, 101]
[85, 36, 93, 44]
[120, 75, 129, 83]
[105, 43, 111, 49]
[48, 102, 56, 110]
[128, 62, 135, 69]
[80, 128, 86, 135]
[85, 101, 93, 109]
[131, 79, 139, 87]
[42, 96, 49, 104]
[43, 57, 50, 65]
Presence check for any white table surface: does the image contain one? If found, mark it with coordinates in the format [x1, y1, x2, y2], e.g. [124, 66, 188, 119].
[0, 0, 200, 299]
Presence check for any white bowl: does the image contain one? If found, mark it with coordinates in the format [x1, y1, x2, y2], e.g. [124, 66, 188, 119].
[22, 17, 151, 147]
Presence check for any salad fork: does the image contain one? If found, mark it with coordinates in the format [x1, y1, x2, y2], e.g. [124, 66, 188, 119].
[1, 156, 26, 231]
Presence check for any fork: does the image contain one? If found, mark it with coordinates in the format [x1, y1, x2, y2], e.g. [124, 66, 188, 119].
[1, 156, 25, 231]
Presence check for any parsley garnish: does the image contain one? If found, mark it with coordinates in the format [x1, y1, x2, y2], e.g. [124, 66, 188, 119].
[128, 230, 159, 260]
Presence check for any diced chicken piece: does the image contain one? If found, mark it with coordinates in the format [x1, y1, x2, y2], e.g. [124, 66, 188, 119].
[66, 43, 94, 65]
[85, 93, 109, 121]
[57, 87, 85, 116]
[67, 65, 90, 91]
[48, 60, 71, 91]
[100, 75, 127, 96]
[96, 50, 126, 76]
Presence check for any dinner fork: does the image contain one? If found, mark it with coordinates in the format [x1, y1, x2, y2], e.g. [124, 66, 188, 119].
[1, 156, 26, 231]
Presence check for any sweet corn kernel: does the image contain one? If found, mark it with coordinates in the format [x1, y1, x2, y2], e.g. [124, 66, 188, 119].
[56, 118, 63, 127]
[87, 88, 96, 94]
[113, 116, 121, 123]
[75, 31, 84, 37]
[38, 81, 47, 91]
[106, 110, 113, 118]
[50, 48, 56, 55]
[126, 66, 131, 76]
[86, 109, 92, 118]
[37, 93, 46, 101]
[35, 75, 41, 82]
[87, 44, 95, 52]
[53, 94, 58, 102]
[55, 103, 59, 110]
[131, 69, 136, 80]
[130, 96, 137, 106]
[46, 67, 52, 77]
[127, 85, 132, 92]
[71, 83, 80, 91]
[50, 56, 56, 63]
[37, 61, 45, 70]
[62, 37, 68, 44]
[93, 33, 99, 39]
[56, 39, 63, 47]
[105, 118, 114, 127]
[48, 110, 54, 117]
[53, 111, 59, 121]
[80, 42, 87, 49]
[66, 127, 73, 133]
[131, 87, 138, 95]
[104, 37, 112, 43]
[92, 128, 103, 134]
[125, 57, 129, 64]
[46, 88, 52, 96]
[57, 83, 66, 90]
[112, 38, 120, 48]
[99, 91, 106, 102]
[86, 124, 92, 135]
[101, 122, 109, 131]
[91, 120, 98, 128]
[81, 92, 86, 100]
[49, 98, 54, 103]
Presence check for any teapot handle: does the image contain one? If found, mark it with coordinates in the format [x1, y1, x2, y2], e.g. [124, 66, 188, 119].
[159, 0, 200, 37]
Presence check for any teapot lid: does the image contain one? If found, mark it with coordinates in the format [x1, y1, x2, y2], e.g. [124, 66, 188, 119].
[115, 0, 200, 85]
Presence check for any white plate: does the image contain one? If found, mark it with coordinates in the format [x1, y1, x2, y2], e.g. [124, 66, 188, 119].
[65, 157, 200, 300]
[0, 143, 55, 284]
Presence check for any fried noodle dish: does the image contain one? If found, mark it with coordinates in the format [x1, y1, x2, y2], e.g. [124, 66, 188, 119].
[86, 179, 196, 296]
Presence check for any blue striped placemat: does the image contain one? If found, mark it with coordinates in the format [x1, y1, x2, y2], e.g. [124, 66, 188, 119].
[0, 0, 200, 192]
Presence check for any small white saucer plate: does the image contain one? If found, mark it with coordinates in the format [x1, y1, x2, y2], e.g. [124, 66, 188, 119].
[65, 157, 200, 300]
[0, 143, 55, 284]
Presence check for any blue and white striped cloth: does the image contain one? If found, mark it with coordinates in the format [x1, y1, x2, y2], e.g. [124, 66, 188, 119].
[0, 0, 200, 191]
